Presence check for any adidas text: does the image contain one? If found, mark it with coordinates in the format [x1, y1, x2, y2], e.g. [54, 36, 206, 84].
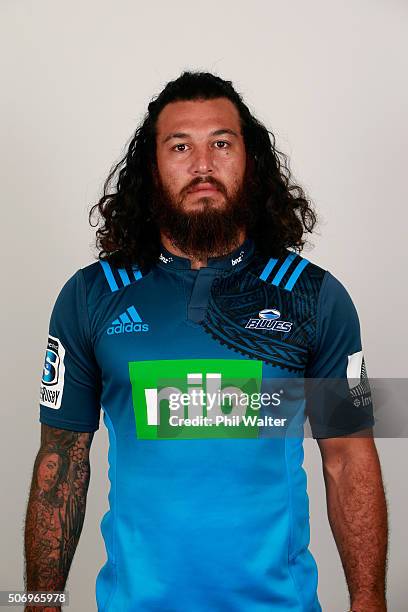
[107, 322, 149, 335]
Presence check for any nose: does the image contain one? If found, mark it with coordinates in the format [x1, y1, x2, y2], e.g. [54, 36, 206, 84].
[189, 146, 214, 175]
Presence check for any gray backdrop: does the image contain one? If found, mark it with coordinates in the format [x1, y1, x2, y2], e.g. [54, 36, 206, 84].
[1, 1, 407, 610]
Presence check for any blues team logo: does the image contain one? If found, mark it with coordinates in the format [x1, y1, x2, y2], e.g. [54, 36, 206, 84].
[245, 308, 293, 332]
[259, 308, 281, 320]
[40, 335, 65, 409]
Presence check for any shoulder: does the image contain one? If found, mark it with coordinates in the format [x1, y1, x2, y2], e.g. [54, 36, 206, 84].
[50, 258, 146, 316]
[252, 248, 356, 302]
[251, 247, 327, 296]
[78, 257, 145, 300]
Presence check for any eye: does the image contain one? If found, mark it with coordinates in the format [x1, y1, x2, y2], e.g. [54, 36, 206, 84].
[172, 143, 189, 152]
[214, 140, 230, 149]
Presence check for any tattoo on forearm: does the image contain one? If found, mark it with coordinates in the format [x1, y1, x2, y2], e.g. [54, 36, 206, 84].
[24, 425, 94, 592]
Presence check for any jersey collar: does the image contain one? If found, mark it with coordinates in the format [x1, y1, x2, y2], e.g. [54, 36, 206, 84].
[157, 237, 255, 271]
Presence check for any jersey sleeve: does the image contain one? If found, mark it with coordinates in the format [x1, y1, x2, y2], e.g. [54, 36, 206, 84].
[304, 270, 375, 438]
[39, 269, 102, 432]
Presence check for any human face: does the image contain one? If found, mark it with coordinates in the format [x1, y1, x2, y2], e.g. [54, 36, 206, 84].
[37, 452, 60, 492]
[152, 98, 252, 260]
[155, 98, 247, 213]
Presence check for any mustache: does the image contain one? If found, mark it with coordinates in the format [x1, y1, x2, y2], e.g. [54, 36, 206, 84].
[182, 176, 226, 196]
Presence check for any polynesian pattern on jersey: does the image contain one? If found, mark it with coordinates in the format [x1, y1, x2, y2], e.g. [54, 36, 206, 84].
[201, 249, 326, 373]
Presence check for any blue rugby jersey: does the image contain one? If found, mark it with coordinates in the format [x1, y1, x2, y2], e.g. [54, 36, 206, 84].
[39, 237, 374, 611]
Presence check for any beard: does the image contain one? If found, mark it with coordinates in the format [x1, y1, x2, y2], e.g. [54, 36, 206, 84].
[150, 168, 255, 261]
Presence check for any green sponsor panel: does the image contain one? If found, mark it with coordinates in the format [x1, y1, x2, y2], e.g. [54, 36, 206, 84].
[128, 358, 263, 439]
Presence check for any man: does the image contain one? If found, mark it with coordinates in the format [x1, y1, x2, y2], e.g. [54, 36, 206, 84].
[25, 71, 388, 611]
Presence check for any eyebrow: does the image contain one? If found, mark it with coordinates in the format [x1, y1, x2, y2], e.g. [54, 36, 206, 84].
[162, 128, 240, 144]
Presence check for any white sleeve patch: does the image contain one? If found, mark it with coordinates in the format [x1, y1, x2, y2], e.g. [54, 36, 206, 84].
[39, 335, 66, 409]
[347, 350, 363, 389]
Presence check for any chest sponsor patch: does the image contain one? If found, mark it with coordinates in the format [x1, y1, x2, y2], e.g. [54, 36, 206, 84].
[128, 358, 296, 440]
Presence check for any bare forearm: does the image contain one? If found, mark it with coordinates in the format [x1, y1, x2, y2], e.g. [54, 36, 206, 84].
[24, 425, 93, 604]
[323, 447, 388, 611]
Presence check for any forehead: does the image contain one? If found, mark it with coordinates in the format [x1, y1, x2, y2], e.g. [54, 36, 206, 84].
[156, 98, 242, 139]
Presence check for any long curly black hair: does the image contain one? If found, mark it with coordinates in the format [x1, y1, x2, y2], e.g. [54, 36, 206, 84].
[89, 70, 317, 273]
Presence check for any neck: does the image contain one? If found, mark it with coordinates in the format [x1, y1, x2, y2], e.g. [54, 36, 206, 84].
[160, 229, 247, 270]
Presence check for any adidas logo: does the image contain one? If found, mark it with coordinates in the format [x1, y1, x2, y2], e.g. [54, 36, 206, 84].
[107, 305, 149, 335]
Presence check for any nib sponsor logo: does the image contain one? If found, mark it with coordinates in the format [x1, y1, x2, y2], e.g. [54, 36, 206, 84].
[107, 305, 149, 335]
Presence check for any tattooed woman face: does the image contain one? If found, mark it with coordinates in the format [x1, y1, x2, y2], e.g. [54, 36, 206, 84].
[37, 452, 61, 492]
